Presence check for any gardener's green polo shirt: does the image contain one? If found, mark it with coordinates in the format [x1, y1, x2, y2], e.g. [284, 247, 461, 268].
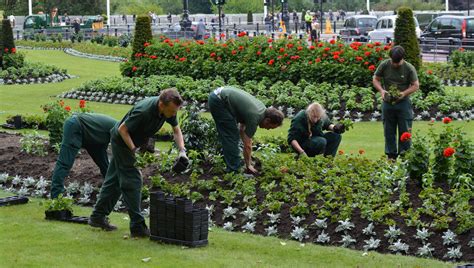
[218, 87, 266, 138]
[287, 110, 332, 145]
[112, 96, 178, 148]
[374, 59, 418, 91]
[76, 113, 117, 145]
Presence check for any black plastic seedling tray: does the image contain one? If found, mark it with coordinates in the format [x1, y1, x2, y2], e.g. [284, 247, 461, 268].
[0, 196, 29, 207]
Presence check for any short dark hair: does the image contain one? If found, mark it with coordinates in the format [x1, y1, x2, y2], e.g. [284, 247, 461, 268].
[389, 45, 405, 63]
[160, 88, 183, 106]
[264, 107, 284, 126]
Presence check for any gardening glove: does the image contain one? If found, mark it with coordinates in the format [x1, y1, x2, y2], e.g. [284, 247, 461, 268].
[333, 123, 346, 134]
[178, 150, 189, 166]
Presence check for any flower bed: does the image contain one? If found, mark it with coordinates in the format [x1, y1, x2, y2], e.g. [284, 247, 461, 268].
[0, 121, 472, 262]
[0, 62, 71, 85]
[121, 36, 391, 87]
[59, 75, 474, 121]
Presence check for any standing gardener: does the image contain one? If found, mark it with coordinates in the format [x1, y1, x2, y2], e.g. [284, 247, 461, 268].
[288, 102, 344, 158]
[51, 112, 117, 199]
[373, 46, 419, 160]
[208, 86, 284, 174]
[89, 88, 188, 237]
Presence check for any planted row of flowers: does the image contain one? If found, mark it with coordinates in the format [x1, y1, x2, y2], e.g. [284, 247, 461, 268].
[59, 75, 474, 120]
[120, 36, 393, 87]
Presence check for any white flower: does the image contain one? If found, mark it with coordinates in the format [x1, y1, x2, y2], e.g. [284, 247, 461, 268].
[315, 231, 330, 244]
[265, 225, 278, 236]
[335, 218, 355, 233]
[313, 218, 328, 229]
[223, 222, 234, 231]
[416, 243, 434, 258]
[241, 207, 258, 221]
[242, 221, 256, 233]
[388, 239, 409, 254]
[444, 246, 462, 260]
[363, 237, 381, 251]
[290, 226, 307, 242]
[267, 213, 280, 224]
[442, 230, 458, 246]
[339, 234, 356, 247]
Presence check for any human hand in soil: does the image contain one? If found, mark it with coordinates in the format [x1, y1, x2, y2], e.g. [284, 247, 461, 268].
[177, 150, 189, 166]
[245, 165, 258, 175]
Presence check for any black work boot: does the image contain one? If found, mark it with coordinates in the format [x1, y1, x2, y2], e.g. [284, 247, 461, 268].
[88, 216, 117, 231]
[130, 222, 150, 238]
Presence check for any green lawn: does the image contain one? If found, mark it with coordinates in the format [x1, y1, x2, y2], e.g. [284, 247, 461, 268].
[1, 50, 473, 159]
[0, 49, 471, 267]
[0, 191, 452, 268]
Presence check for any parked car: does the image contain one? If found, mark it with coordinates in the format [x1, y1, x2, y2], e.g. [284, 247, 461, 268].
[415, 12, 464, 31]
[420, 15, 474, 52]
[368, 15, 422, 43]
[339, 15, 377, 41]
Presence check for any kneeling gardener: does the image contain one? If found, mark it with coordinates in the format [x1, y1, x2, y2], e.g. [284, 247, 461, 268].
[89, 88, 188, 237]
[288, 103, 345, 157]
[208, 86, 284, 174]
[50, 113, 117, 199]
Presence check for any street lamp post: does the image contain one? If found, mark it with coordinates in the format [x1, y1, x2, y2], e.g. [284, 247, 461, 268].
[180, 0, 192, 31]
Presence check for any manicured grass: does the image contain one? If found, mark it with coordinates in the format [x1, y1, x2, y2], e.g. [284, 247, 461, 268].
[0, 191, 453, 268]
[1, 49, 473, 159]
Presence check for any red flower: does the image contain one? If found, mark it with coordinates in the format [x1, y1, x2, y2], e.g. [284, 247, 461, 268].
[237, 32, 247, 37]
[79, 100, 86, 109]
[374, 41, 381, 46]
[287, 43, 294, 49]
[297, 46, 303, 51]
[4, 48, 8, 52]
[333, 55, 340, 60]
[308, 61, 313, 65]
[277, 56, 282, 59]
[143, 42, 150, 47]
[355, 56, 363, 61]
[364, 51, 371, 57]
[231, 50, 237, 55]
[443, 147, 455, 157]
[329, 39, 336, 44]
[384, 45, 390, 51]
[368, 65, 376, 71]
[378, 57, 383, 61]
[179, 57, 186, 62]
[459, 47, 465, 52]
[210, 52, 216, 58]
[359, 149, 365, 155]
[279, 48, 285, 53]
[11, 47, 16, 53]
[196, 40, 205, 45]
[400, 132, 412, 142]
[267, 38, 273, 43]
[427, 70, 433, 75]
[315, 58, 321, 63]
[376, 47, 381, 52]
[222, 43, 227, 48]
[284, 53, 288, 57]
[65, 106, 71, 112]
[268, 59, 275, 65]
[338, 150, 344, 155]
[59, 100, 64, 107]
[324, 47, 330, 52]
[175, 55, 179, 59]
[168, 43, 174, 47]
[132, 66, 138, 72]
[256, 51, 262, 56]
[309, 45, 315, 50]
[238, 46, 244, 51]
[217, 56, 222, 61]
[364, 61, 369, 65]
[220, 33, 226, 38]
[149, 55, 157, 59]
[164, 38, 170, 43]
[318, 43, 324, 47]
[442, 117, 452, 124]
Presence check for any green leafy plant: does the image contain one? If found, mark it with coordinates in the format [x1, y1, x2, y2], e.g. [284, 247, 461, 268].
[44, 194, 74, 213]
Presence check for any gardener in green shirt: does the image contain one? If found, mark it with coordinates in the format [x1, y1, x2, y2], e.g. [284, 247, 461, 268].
[373, 46, 419, 160]
[89, 88, 187, 237]
[304, 11, 313, 33]
[208, 86, 285, 174]
[288, 102, 345, 158]
[50, 113, 117, 199]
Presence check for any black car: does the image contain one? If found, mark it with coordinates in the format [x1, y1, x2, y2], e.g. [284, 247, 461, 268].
[420, 15, 474, 52]
[339, 15, 377, 42]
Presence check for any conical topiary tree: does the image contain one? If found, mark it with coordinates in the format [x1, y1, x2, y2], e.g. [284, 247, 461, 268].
[394, 7, 421, 71]
[0, 21, 4, 69]
[132, 15, 152, 56]
[2, 19, 15, 51]
[247, 11, 253, 25]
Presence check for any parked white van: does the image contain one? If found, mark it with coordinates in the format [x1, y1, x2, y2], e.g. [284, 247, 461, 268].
[368, 15, 422, 42]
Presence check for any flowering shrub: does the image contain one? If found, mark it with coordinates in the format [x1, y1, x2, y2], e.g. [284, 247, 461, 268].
[2, 47, 25, 69]
[121, 36, 392, 87]
[41, 100, 91, 146]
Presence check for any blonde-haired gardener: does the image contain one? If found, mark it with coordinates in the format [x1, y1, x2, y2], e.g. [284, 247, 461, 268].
[287, 103, 345, 157]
